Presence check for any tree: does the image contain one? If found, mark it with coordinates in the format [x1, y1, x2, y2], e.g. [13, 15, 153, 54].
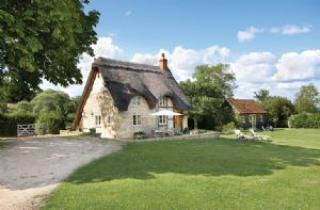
[254, 89, 270, 102]
[294, 84, 319, 113]
[31, 90, 70, 115]
[180, 64, 236, 130]
[0, 85, 7, 114]
[261, 96, 295, 127]
[31, 90, 71, 133]
[0, 0, 99, 102]
[15, 100, 33, 114]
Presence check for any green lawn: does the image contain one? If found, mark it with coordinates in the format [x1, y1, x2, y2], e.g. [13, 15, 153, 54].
[44, 129, 320, 210]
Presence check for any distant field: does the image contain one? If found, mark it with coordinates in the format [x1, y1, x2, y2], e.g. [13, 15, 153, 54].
[44, 129, 320, 210]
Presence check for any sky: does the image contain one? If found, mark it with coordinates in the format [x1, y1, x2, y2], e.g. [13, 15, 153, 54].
[42, 0, 320, 99]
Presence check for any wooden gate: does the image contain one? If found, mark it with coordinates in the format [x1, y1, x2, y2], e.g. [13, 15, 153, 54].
[17, 124, 36, 137]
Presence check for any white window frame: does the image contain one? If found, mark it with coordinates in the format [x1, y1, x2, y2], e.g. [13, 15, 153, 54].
[159, 97, 167, 107]
[259, 115, 264, 123]
[133, 114, 142, 126]
[132, 96, 141, 106]
[159, 115, 167, 125]
[107, 115, 112, 124]
[95, 115, 101, 126]
[241, 115, 246, 124]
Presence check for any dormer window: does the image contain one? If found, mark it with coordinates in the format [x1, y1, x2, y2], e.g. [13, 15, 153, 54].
[132, 96, 141, 106]
[159, 97, 167, 107]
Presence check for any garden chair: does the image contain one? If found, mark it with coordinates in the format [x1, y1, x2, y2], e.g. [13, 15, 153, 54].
[249, 129, 263, 140]
[234, 129, 247, 140]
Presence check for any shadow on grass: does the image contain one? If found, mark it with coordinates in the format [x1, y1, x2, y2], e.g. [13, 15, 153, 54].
[66, 138, 320, 184]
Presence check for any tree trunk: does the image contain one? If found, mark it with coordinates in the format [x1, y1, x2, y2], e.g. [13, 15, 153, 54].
[193, 118, 198, 130]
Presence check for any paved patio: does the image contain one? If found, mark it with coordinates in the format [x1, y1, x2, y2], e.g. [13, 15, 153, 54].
[0, 137, 123, 210]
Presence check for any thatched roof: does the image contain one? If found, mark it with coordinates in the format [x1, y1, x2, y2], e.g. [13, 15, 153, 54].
[94, 57, 191, 111]
[73, 57, 191, 129]
[227, 99, 266, 114]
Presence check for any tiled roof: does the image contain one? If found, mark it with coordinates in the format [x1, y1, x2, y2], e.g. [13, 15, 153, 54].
[227, 99, 266, 114]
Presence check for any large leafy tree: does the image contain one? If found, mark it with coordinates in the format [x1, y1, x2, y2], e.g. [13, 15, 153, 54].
[261, 96, 295, 127]
[294, 84, 319, 113]
[253, 89, 299, 127]
[180, 64, 236, 130]
[0, 0, 99, 102]
[31, 90, 73, 133]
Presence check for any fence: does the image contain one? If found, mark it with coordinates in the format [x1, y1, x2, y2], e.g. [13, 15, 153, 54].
[17, 124, 36, 137]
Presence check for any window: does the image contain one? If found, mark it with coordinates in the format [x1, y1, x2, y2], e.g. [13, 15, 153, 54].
[107, 116, 112, 124]
[159, 115, 167, 125]
[133, 114, 141, 125]
[259, 115, 264, 123]
[132, 97, 141, 106]
[159, 97, 167, 107]
[95, 115, 101, 125]
[241, 116, 246, 124]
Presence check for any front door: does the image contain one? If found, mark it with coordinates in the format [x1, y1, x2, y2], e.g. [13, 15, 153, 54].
[174, 115, 183, 131]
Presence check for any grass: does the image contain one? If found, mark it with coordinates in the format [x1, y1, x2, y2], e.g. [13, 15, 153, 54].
[44, 129, 320, 210]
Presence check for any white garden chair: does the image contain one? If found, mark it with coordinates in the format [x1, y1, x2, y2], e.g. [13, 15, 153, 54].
[249, 129, 263, 140]
[234, 129, 247, 140]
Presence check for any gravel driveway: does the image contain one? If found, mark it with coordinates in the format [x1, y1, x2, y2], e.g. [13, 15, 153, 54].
[0, 137, 123, 210]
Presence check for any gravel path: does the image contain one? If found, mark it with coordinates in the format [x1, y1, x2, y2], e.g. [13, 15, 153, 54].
[0, 137, 123, 210]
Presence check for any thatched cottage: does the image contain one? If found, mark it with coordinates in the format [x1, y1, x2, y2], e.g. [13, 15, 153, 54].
[73, 54, 191, 139]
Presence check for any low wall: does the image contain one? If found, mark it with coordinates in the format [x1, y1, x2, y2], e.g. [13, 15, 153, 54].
[123, 131, 221, 143]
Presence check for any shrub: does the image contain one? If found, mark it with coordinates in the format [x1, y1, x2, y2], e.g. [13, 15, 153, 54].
[35, 111, 65, 134]
[0, 113, 35, 136]
[0, 101, 7, 114]
[16, 100, 33, 114]
[222, 122, 236, 134]
[134, 131, 145, 139]
[66, 113, 75, 123]
[289, 113, 320, 128]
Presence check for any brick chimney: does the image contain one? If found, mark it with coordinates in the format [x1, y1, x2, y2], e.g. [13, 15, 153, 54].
[159, 53, 168, 71]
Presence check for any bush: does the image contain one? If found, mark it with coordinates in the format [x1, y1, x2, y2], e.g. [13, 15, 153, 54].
[222, 122, 236, 134]
[0, 113, 35, 136]
[134, 131, 145, 139]
[35, 112, 65, 134]
[66, 113, 75, 123]
[16, 100, 33, 114]
[289, 113, 320, 128]
[0, 101, 7, 114]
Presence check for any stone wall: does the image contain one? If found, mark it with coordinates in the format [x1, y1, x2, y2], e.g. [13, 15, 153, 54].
[80, 72, 118, 138]
[116, 96, 158, 139]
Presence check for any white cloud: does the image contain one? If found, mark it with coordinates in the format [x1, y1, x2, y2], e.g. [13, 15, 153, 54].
[131, 45, 231, 81]
[273, 50, 320, 82]
[270, 24, 311, 35]
[124, 10, 132, 17]
[230, 52, 276, 83]
[237, 26, 264, 42]
[40, 37, 320, 100]
[40, 37, 123, 96]
[231, 50, 320, 98]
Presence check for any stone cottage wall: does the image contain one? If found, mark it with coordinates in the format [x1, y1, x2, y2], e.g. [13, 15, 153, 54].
[80, 72, 118, 138]
[81, 72, 104, 133]
[81, 79, 189, 139]
[116, 96, 158, 139]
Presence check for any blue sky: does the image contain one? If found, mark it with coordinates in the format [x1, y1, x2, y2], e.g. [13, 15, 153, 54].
[44, 0, 320, 98]
[86, 0, 319, 55]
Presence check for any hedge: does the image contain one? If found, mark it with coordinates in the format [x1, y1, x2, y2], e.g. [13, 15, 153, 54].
[288, 113, 320, 128]
[0, 113, 35, 137]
